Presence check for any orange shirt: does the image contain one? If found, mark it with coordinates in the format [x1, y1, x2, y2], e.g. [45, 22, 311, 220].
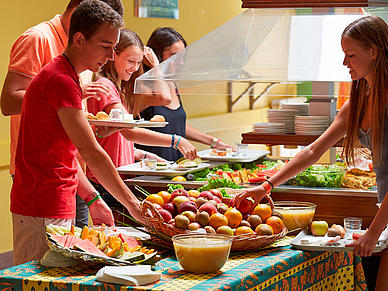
[8, 15, 67, 175]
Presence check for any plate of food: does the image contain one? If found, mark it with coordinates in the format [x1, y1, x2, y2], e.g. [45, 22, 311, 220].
[291, 229, 388, 253]
[86, 112, 168, 128]
[198, 149, 270, 162]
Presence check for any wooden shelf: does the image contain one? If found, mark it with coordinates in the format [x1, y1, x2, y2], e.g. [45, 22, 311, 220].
[241, 132, 344, 147]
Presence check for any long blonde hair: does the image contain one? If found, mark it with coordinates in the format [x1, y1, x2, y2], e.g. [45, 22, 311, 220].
[342, 16, 388, 166]
[95, 29, 144, 118]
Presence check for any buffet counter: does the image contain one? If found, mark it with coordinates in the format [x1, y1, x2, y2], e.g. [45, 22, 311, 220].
[0, 240, 367, 291]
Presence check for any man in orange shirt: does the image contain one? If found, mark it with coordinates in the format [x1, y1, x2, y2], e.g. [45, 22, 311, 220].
[0, 0, 124, 227]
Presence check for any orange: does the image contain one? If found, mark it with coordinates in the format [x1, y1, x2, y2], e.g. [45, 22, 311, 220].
[145, 194, 164, 206]
[265, 216, 284, 234]
[157, 191, 171, 204]
[255, 224, 274, 235]
[208, 213, 228, 230]
[234, 226, 255, 236]
[172, 175, 186, 182]
[252, 204, 272, 222]
[224, 208, 243, 228]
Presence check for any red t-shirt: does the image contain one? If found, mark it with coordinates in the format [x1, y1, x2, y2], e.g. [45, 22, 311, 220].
[11, 55, 83, 219]
[86, 77, 135, 182]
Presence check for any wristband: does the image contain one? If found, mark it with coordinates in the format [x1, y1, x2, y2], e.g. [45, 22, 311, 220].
[266, 180, 274, 190]
[142, 150, 148, 159]
[210, 137, 218, 148]
[95, 129, 104, 138]
[171, 135, 175, 148]
[85, 191, 101, 207]
[261, 181, 272, 194]
[174, 135, 181, 150]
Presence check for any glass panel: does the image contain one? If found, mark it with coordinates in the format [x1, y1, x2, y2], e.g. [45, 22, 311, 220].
[135, 7, 388, 97]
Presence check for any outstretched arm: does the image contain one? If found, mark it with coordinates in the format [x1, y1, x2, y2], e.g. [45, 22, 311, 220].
[232, 101, 349, 209]
[185, 123, 232, 150]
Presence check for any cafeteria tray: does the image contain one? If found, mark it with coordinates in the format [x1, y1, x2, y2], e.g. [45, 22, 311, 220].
[88, 119, 168, 128]
[117, 162, 211, 176]
[197, 149, 270, 163]
[291, 229, 388, 253]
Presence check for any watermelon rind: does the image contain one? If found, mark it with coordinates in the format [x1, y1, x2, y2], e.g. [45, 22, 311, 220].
[119, 251, 145, 262]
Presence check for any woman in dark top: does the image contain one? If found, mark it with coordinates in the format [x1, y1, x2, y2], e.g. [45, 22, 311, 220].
[136, 27, 231, 161]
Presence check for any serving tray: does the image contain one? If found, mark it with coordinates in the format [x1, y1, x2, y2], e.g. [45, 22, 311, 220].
[117, 162, 211, 176]
[88, 119, 168, 128]
[197, 149, 269, 163]
[291, 229, 388, 253]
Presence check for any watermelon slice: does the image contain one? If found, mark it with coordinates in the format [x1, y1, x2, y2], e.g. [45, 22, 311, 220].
[73, 239, 107, 257]
[49, 234, 69, 247]
[118, 233, 142, 248]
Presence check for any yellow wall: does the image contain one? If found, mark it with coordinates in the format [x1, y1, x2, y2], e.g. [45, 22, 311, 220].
[0, 1, 245, 253]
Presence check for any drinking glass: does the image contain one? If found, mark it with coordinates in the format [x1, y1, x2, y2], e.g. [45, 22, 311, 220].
[235, 143, 248, 156]
[343, 217, 362, 233]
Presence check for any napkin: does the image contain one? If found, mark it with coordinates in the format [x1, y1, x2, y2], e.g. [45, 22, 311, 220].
[96, 265, 161, 286]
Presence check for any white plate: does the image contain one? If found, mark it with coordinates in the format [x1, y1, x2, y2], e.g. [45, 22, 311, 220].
[291, 229, 388, 253]
[198, 149, 269, 162]
[116, 162, 211, 176]
[88, 119, 168, 128]
[169, 164, 198, 171]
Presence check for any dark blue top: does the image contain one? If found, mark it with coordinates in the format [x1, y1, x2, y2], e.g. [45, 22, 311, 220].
[136, 94, 186, 162]
[358, 113, 388, 202]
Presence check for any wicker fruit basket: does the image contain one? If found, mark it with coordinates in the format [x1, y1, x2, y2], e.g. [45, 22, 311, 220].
[140, 194, 288, 252]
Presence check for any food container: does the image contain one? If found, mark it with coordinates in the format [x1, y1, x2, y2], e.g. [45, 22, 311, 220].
[273, 201, 316, 231]
[295, 165, 346, 188]
[172, 233, 233, 273]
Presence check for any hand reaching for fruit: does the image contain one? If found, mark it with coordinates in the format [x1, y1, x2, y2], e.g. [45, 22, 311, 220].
[231, 186, 267, 210]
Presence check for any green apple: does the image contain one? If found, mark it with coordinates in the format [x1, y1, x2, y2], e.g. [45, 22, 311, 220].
[309, 221, 329, 236]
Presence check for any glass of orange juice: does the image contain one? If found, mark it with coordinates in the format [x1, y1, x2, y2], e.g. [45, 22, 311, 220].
[272, 201, 316, 231]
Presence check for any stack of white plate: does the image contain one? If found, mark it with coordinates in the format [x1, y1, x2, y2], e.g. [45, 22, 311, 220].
[267, 109, 298, 134]
[295, 116, 330, 135]
[252, 122, 286, 134]
[281, 103, 310, 116]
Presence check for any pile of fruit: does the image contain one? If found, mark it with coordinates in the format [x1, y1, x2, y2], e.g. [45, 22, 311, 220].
[46, 224, 158, 264]
[144, 187, 285, 236]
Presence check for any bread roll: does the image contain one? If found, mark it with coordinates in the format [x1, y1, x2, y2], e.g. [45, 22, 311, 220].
[96, 111, 109, 120]
[150, 114, 165, 122]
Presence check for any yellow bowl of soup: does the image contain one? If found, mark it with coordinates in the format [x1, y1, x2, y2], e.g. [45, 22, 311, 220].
[172, 233, 233, 273]
[273, 201, 316, 231]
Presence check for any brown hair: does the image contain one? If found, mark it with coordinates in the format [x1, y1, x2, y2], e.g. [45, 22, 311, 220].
[342, 15, 388, 166]
[96, 29, 144, 117]
[146, 27, 186, 68]
[68, 0, 124, 44]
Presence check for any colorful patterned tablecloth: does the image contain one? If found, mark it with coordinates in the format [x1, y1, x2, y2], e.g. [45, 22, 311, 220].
[0, 245, 367, 291]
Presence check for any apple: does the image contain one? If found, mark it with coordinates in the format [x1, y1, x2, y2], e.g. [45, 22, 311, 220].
[216, 225, 234, 236]
[210, 189, 223, 200]
[198, 191, 214, 201]
[172, 196, 190, 209]
[199, 202, 218, 216]
[158, 209, 172, 222]
[171, 189, 189, 200]
[178, 201, 198, 214]
[309, 221, 329, 236]
[213, 196, 222, 204]
[237, 198, 254, 214]
[181, 210, 196, 222]
[189, 196, 197, 203]
[162, 202, 177, 217]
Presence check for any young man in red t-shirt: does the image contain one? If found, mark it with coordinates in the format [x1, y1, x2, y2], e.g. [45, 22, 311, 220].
[10, 0, 143, 265]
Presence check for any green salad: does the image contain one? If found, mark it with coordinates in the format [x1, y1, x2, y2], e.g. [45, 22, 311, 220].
[295, 164, 345, 188]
